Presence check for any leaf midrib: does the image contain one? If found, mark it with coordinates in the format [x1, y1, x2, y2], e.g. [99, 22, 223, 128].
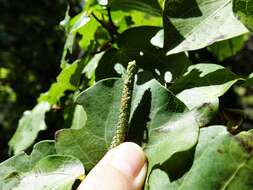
[219, 159, 247, 190]
[187, 0, 230, 38]
[166, 0, 231, 43]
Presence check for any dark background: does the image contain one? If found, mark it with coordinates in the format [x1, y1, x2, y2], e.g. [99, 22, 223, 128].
[0, 0, 81, 161]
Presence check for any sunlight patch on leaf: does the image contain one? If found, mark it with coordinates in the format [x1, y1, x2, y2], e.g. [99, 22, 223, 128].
[56, 72, 199, 174]
[39, 60, 84, 105]
[9, 103, 51, 154]
[152, 0, 249, 54]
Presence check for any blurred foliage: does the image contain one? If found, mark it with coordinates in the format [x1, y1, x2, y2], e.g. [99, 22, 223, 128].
[0, 0, 82, 161]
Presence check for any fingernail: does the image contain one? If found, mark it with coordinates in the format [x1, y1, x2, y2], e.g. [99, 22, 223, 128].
[133, 162, 148, 189]
[111, 142, 146, 178]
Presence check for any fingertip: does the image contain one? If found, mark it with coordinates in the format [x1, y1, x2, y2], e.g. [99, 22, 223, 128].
[133, 162, 148, 190]
[78, 142, 147, 190]
[111, 142, 146, 178]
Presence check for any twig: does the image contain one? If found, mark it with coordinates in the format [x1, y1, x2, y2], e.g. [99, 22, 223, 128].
[106, 7, 119, 36]
[91, 12, 108, 30]
[91, 7, 119, 42]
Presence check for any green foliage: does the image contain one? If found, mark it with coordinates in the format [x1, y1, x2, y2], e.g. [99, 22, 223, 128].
[0, 0, 71, 161]
[12, 155, 84, 190]
[2, 0, 253, 189]
[233, 0, 253, 32]
[149, 126, 253, 189]
[0, 141, 84, 190]
[208, 34, 249, 61]
[166, 127, 253, 189]
[152, 0, 248, 54]
[55, 72, 199, 172]
[172, 63, 240, 108]
[109, 0, 162, 16]
[70, 105, 87, 129]
[171, 63, 241, 126]
[38, 60, 85, 105]
[9, 102, 51, 155]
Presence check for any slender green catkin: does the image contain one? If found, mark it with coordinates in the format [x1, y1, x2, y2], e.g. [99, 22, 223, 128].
[110, 61, 138, 149]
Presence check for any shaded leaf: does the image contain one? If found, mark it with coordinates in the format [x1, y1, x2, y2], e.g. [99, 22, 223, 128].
[208, 34, 249, 62]
[243, 72, 253, 88]
[95, 26, 190, 82]
[167, 128, 253, 189]
[147, 126, 228, 190]
[9, 102, 51, 154]
[233, 0, 253, 32]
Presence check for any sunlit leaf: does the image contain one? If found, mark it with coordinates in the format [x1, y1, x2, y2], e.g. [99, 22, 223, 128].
[39, 60, 85, 105]
[12, 155, 84, 190]
[110, 0, 162, 17]
[9, 103, 51, 154]
[152, 0, 249, 55]
[1, 140, 84, 190]
[1, 141, 56, 189]
[167, 128, 253, 189]
[147, 126, 228, 189]
[170, 63, 240, 126]
[71, 105, 87, 129]
[78, 17, 100, 49]
[56, 72, 199, 173]
[70, 12, 91, 33]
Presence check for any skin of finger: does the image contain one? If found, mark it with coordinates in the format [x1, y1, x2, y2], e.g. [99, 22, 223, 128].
[78, 142, 147, 190]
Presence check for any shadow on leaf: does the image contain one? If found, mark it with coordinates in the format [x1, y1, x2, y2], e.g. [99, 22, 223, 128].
[126, 89, 151, 146]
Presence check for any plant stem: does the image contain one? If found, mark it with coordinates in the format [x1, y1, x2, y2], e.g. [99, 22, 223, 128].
[106, 7, 119, 36]
[110, 61, 138, 149]
[91, 12, 108, 30]
[91, 9, 118, 42]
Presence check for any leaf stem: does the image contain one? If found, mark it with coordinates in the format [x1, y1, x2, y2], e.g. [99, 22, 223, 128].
[106, 7, 119, 36]
[91, 8, 118, 42]
[91, 12, 108, 30]
[110, 61, 138, 149]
